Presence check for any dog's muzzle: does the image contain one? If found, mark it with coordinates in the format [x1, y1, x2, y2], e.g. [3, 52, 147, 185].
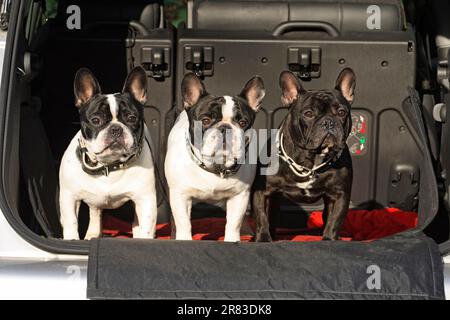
[186, 131, 250, 179]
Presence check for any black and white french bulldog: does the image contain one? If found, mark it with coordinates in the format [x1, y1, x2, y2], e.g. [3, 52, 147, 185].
[253, 68, 355, 241]
[165, 73, 265, 241]
[59, 67, 158, 240]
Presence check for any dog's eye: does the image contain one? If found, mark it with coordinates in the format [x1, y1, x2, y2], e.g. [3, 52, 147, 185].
[238, 120, 247, 128]
[202, 117, 212, 127]
[91, 117, 101, 126]
[303, 110, 314, 118]
[337, 109, 347, 117]
[127, 115, 137, 123]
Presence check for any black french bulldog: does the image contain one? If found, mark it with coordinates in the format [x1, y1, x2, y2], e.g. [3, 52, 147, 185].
[253, 68, 355, 241]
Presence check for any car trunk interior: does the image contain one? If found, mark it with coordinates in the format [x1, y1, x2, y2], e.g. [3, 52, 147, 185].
[1, 0, 449, 254]
[1, 0, 449, 299]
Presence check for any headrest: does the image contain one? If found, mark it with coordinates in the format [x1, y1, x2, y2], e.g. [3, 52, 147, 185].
[191, 0, 404, 33]
[55, 0, 162, 30]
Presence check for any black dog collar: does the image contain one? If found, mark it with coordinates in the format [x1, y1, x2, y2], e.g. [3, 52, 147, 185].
[77, 128, 145, 177]
[185, 132, 249, 179]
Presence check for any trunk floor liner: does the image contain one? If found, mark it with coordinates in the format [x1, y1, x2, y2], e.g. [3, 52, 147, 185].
[102, 208, 417, 241]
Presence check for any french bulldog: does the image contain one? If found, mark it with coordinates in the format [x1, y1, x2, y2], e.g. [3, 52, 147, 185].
[59, 67, 158, 240]
[253, 68, 355, 241]
[165, 73, 265, 241]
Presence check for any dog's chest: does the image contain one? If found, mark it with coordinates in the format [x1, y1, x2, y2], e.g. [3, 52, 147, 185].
[60, 130, 155, 209]
[281, 176, 323, 200]
[295, 178, 316, 190]
[173, 159, 253, 201]
[73, 171, 140, 208]
[185, 176, 248, 200]
[79, 187, 130, 209]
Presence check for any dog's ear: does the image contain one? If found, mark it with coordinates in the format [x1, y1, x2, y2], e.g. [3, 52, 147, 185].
[74, 68, 101, 107]
[123, 67, 148, 105]
[181, 73, 206, 109]
[335, 68, 356, 104]
[240, 76, 265, 112]
[279, 71, 305, 107]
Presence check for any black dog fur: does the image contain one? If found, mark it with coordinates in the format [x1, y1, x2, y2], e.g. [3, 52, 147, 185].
[252, 68, 355, 241]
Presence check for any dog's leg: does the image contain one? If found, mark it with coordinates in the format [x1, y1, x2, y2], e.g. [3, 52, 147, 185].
[60, 192, 81, 240]
[132, 212, 140, 237]
[133, 194, 158, 239]
[268, 194, 281, 240]
[322, 192, 349, 240]
[322, 199, 332, 230]
[84, 207, 102, 240]
[170, 215, 177, 239]
[224, 190, 250, 242]
[170, 191, 193, 240]
[253, 190, 272, 242]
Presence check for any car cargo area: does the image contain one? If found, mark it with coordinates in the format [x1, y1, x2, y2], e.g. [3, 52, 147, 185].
[1, 0, 449, 300]
[7, 0, 448, 246]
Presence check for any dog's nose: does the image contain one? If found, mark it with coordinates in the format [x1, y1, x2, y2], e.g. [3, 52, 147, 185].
[219, 124, 233, 135]
[322, 118, 335, 130]
[109, 125, 123, 138]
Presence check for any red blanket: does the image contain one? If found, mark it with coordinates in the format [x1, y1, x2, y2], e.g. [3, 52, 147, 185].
[102, 207, 417, 241]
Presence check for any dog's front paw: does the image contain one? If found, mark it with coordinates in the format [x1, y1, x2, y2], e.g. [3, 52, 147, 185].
[322, 235, 339, 241]
[133, 235, 155, 239]
[175, 233, 193, 241]
[133, 229, 155, 239]
[63, 231, 80, 241]
[255, 233, 272, 242]
[84, 233, 100, 240]
[224, 234, 241, 242]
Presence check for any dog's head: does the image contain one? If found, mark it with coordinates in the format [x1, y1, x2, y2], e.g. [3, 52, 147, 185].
[279, 68, 355, 158]
[74, 67, 147, 164]
[181, 73, 265, 171]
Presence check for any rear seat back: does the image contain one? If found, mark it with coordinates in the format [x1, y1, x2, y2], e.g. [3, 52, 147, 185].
[191, 0, 405, 32]
[177, 0, 438, 228]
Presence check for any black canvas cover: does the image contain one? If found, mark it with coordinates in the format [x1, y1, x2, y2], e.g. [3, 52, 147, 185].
[87, 232, 444, 299]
